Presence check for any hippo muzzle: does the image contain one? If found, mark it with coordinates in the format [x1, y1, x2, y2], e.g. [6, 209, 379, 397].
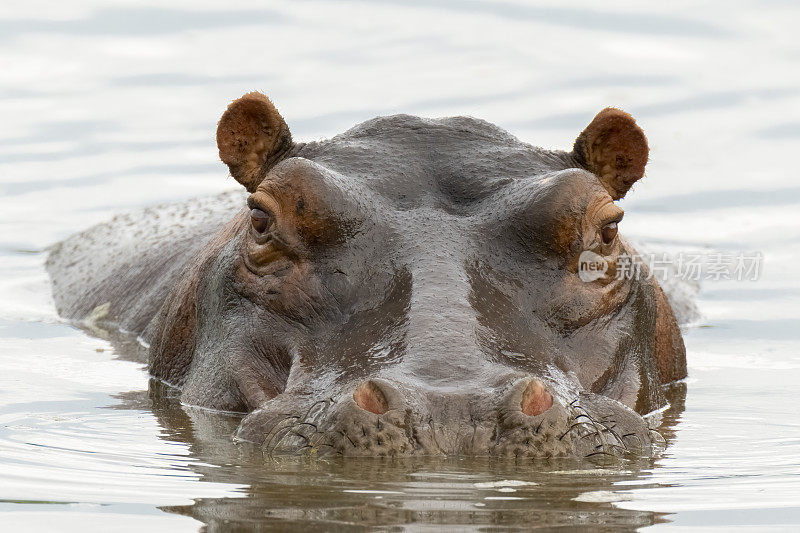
[236, 376, 660, 458]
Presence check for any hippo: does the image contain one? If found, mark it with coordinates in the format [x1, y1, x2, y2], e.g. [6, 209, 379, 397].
[47, 92, 687, 459]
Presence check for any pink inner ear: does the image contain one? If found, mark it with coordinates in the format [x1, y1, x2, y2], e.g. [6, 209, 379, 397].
[521, 380, 553, 416]
[353, 381, 389, 415]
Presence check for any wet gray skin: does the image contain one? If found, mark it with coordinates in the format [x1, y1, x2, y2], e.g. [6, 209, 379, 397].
[47, 92, 687, 459]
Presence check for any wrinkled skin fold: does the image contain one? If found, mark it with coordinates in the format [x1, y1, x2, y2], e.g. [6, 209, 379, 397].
[47, 92, 688, 459]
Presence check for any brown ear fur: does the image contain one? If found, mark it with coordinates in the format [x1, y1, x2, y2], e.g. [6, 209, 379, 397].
[573, 108, 648, 200]
[216, 92, 293, 192]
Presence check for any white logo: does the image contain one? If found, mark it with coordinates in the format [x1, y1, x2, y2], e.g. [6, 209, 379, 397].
[578, 250, 608, 282]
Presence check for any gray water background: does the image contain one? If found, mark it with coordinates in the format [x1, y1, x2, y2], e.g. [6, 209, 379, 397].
[1, 1, 799, 530]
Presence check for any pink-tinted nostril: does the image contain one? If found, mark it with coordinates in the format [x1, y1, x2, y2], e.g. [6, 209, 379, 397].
[521, 379, 553, 416]
[353, 381, 389, 415]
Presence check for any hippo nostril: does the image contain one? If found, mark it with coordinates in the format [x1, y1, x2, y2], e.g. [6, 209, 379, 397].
[521, 379, 553, 416]
[353, 381, 389, 415]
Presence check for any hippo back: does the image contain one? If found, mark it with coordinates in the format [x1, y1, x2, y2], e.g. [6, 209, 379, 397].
[46, 190, 246, 342]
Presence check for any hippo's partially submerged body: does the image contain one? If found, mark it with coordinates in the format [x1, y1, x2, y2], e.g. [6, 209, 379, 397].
[48, 93, 687, 458]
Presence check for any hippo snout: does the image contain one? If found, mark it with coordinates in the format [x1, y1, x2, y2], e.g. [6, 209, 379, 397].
[234, 378, 658, 459]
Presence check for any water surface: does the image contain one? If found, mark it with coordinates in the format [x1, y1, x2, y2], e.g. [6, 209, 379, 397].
[1, 1, 799, 530]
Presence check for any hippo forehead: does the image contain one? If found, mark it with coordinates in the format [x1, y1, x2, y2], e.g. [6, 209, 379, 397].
[291, 114, 584, 209]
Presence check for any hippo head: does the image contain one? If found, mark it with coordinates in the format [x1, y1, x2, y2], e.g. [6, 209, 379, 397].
[148, 92, 686, 459]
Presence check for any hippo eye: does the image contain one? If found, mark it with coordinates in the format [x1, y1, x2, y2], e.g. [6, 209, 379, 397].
[250, 208, 272, 234]
[601, 222, 618, 244]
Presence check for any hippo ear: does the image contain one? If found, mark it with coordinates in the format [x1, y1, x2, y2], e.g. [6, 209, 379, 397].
[216, 92, 293, 192]
[573, 108, 648, 200]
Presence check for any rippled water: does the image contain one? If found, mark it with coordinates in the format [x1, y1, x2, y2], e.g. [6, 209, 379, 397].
[2, 1, 800, 530]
